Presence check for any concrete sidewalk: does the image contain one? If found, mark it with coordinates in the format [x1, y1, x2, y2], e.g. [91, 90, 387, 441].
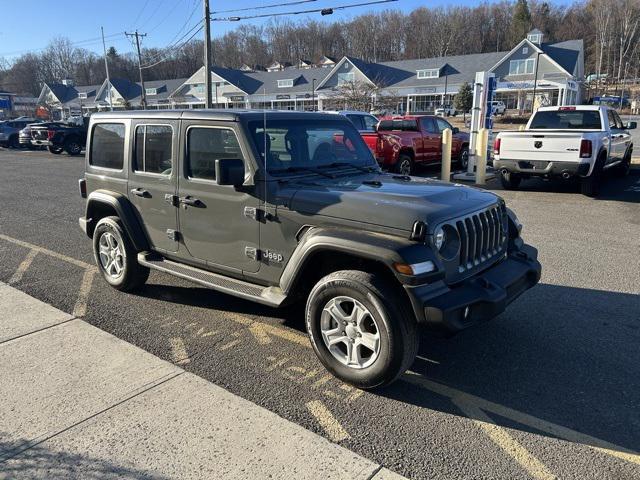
[0, 282, 405, 480]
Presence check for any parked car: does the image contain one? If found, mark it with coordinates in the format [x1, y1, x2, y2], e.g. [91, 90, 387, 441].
[326, 110, 380, 132]
[78, 110, 541, 389]
[31, 119, 88, 155]
[490, 101, 507, 115]
[0, 118, 38, 148]
[18, 122, 45, 148]
[493, 105, 635, 196]
[361, 115, 470, 175]
[434, 105, 456, 117]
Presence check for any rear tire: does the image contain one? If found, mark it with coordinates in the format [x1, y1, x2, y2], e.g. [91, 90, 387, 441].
[93, 216, 149, 292]
[395, 154, 413, 176]
[458, 146, 469, 170]
[499, 170, 522, 190]
[613, 149, 632, 177]
[581, 154, 605, 197]
[305, 270, 419, 389]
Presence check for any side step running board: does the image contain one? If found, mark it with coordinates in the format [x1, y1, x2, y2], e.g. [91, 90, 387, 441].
[137, 252, 286, 307]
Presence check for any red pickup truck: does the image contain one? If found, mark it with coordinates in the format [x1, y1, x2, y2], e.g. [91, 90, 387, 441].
[361, 115, 470, 175]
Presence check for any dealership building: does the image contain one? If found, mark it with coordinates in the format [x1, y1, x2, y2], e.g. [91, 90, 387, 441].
[36, 30, 583, 118]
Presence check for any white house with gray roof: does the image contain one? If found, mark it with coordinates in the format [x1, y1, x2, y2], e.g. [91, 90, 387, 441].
[37, 30, 583, 118]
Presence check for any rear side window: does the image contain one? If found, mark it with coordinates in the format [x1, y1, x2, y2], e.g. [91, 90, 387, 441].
[133, 125, 173, 175]
[529, 111, 602, 130]
[90, 123, 125, 169]
[346, 114, 365, 130]
[187, 127, 243, 181]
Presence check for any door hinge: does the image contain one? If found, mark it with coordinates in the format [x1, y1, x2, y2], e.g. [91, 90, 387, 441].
[245, 246, 259, 260]
[166, 229, 180, 241]
[165, 194, 179, 207]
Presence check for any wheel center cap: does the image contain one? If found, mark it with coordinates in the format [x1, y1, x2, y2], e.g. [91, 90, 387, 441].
[345, 324, 358, 339]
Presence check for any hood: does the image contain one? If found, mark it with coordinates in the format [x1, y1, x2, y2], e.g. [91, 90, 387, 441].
[287, 172, 499, 232]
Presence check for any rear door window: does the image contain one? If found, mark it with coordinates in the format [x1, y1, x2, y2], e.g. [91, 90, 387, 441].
[186, 127, 243, 181]
[133, 125, 173, 175]
[90, 123, 125, 170]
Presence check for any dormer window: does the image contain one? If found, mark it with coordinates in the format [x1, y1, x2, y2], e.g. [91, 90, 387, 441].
[78, 92, 88, 99]
[417, 69, 440, 79]
[277, 79, 294, 88]
[146, 88, 158, 96]
[528, 34, 541, 44]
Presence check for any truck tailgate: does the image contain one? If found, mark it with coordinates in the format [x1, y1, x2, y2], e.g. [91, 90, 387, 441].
[498, 131, 584, 162]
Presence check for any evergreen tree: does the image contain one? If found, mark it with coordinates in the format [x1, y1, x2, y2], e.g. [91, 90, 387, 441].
[454, 82, 473, 122]
[511, 0, 532, 43]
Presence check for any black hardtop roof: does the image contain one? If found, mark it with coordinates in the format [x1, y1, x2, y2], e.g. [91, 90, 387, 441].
[90, 109, 343, 123]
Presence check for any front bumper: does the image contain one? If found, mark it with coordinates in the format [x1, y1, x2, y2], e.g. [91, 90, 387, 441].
[494, 159, 591, 177]
[405, 243, 541, 334]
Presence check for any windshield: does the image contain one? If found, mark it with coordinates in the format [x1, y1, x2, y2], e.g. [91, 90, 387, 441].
[529, 110, 603, 130]
[247, 119, 376, 174]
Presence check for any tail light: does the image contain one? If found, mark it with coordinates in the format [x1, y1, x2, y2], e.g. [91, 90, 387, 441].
[47, 129, 55, 140]
[493, 137, 501, 155]
[78, 178, 87, 198]
[579, 139, 592, 158]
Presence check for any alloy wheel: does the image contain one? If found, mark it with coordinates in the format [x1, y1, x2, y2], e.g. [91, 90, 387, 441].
[98, 232, 125, 279]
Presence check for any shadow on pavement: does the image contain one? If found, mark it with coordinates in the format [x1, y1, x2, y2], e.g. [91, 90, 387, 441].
[135, 280, 640, 457]
[0, 437, 167, 479]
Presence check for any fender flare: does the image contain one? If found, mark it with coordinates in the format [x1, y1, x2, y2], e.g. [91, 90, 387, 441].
[84, 190, 150, 251]
[279, 227, 441, 294]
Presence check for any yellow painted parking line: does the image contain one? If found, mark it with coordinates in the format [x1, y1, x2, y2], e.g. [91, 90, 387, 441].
[454, 400, 556, 480]
[72, 268, 96, 318]
[249, 322, 272, 344]
[8, 249, 37, 285]
[306, 400, 350, 442]
[0, 234, 93, 270]
[169, 337, 190, 365]
[404, 371, 640, 466]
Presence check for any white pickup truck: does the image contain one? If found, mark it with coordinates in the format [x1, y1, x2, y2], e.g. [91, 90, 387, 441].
[493, 105, 636, 196]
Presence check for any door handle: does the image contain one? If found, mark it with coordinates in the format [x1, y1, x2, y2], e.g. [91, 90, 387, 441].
[131, 188, 151, 198]
[179, 196, 204, 207]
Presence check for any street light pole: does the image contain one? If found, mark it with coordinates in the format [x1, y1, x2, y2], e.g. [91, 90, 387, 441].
[531, 51, 540, 112]
[204, 0, 213, 109]
[312, 78, 316, 111]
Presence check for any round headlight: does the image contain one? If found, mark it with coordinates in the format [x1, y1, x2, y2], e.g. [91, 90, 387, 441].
[435, 227, 446, 250]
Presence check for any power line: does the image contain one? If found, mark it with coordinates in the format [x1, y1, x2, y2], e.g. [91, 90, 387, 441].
[210, 0, 398, 21]
[148, 0, 188, 33]
[141, 21, 203, 64]
[131, 0, 151, 28]
[140, 25, 204, 69]
[212, 0, 318, 14]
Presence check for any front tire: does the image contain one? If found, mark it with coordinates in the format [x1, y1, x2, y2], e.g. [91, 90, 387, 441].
[64, 137, 82, 156]
[394, 154, 413, 176]
[499, 170, 522, 190]
[93, 216, 149, 292]
[305, 270, 419, 389]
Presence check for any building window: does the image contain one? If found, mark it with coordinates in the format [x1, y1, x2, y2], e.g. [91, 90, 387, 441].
[194, 84, 205, 94]
[78, 92, 88, 99]
[417, 69, 440, 79]
[528, 34, 541, 44]
[509, 58, 535, 75]
[277, 79, 294, 88]
[145, 88, 157, 96]
[522, 47, 528, 54]
[337, 72, 355, 85]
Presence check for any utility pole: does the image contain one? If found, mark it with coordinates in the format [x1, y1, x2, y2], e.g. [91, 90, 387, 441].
[125, 30, 148, 109]
[203, 0, 213, 109]
[101, 27, 113, 111]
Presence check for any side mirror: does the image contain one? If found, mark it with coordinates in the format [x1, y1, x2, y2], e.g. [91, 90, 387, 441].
[626, 121, 637, 130]
[452, 127, 460, 134]
[215, 158, 245, 186]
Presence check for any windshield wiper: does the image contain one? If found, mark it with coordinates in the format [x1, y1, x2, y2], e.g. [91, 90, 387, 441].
[317, 162, 379, 173]
[268, 166, 335, 178]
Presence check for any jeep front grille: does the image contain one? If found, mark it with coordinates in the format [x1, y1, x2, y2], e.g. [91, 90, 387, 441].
[454, 204, 506, 273]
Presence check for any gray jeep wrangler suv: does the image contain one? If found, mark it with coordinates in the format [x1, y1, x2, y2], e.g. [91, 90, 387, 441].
[79, 110, 541, 389]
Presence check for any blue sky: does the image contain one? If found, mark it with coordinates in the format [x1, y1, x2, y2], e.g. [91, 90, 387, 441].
[0, 0, 517, 60]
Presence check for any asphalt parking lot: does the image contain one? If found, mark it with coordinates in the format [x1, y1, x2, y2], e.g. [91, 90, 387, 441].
[0, 147, 638, 480]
